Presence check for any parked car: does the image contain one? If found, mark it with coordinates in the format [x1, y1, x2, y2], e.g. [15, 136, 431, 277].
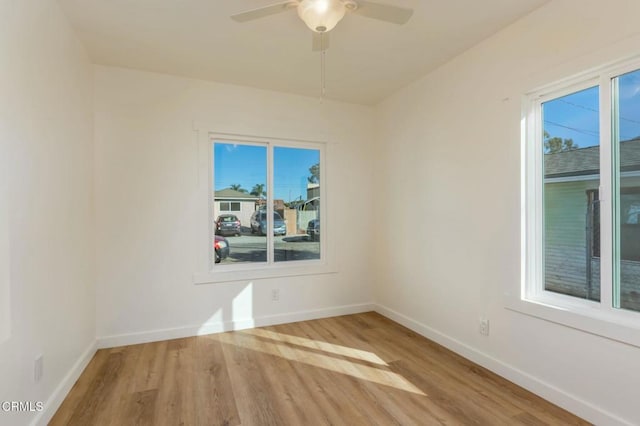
[214, 235, 230, 263]
[250, 210, 286, 236]
[307, 218, 320, 241]
[215, 214, 241, 236]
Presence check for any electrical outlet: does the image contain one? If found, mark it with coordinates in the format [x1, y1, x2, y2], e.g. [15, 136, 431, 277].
[479, 318, 490, 336]
[271, 289, 280, 302]
[34, 355, 43, 383]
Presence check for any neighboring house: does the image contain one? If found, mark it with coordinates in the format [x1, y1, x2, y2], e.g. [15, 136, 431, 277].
[300, 196, 319, 211]
[544, 138, 640, 310]
[295, 184, 320, 233]
[306, 183, 319, 200]
[213, 189, 260, 229]
[255, 198, 286, 217]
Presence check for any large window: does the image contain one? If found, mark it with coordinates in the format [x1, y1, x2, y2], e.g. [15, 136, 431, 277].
[524, 60, 640, 328]
[211, 138, 322, 269]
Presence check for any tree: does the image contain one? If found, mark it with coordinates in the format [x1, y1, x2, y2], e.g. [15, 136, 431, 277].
[250, 183, 266, 198]
[544, 131, 579, 153]
[307, 163, 320, 184]
[229, 183, 247, 193]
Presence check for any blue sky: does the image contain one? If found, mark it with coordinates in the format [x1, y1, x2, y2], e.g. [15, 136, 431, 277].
[213, 142, 320, 202]
[543, 70, 640, 149]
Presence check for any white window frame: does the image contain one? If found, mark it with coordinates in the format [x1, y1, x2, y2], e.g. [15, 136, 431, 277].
[513, 57, 640, 348]
[193, 128, 333, 284]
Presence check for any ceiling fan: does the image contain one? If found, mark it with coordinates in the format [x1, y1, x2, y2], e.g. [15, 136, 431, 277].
[231, 0, 413, 50]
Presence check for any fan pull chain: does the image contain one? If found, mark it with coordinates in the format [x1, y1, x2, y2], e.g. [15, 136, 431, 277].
[320, 32, 326, 102]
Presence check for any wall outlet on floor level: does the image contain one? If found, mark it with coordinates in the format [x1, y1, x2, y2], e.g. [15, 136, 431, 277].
[34, 355, 43, 383]
[271, 289, 280, 302]
[479, 318, 490, 336]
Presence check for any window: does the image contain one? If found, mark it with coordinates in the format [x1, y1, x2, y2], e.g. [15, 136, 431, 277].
[614, 69, 640, 312]
[522, 59, 640, 343]
[211, 138, 322, 269]
[541, 86, 600, 302]
[219, 202, 241, 212]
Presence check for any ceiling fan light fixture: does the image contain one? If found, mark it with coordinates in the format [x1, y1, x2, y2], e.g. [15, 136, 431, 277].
[297, 0, 347, 33]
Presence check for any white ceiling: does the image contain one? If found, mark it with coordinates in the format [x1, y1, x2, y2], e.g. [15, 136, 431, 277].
[58, 0, 548, 105]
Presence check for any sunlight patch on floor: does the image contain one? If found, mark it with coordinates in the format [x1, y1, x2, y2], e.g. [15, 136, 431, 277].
[215, 331, 426, 396]
[243, 328, 388, 366]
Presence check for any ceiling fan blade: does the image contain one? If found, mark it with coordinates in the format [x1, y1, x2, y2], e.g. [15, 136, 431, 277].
[231, 1, 298, 23]
[312, 32, 331, 51]
[353, 0, 413, 25]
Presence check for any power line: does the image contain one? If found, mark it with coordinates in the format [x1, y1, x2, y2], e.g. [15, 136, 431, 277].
[557, 99, 598, 114]
[544, 120, 599, 138]
[557, 98, 640, 126]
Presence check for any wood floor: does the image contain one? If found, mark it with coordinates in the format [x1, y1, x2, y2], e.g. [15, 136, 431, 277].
[51, 312, 589, 425]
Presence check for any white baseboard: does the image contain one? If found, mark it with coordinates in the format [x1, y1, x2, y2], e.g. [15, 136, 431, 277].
[374, 304, 632, 426]
[27, 303, 372, 425]
[97, 302, 375, 349]
[37, 304, 622, 426]
[31, 340, 97, 426]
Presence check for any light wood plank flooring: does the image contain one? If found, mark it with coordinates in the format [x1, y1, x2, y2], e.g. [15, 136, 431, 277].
[51, 312, 589, 425]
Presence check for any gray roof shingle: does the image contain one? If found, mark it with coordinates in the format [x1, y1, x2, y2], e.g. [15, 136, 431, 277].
[544, 138, 640, 178]
[214, 188, 260, 199]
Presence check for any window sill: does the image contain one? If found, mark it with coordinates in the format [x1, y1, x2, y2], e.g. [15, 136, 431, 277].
[505, 294, 640, 348]
[193, 261, 337, 284]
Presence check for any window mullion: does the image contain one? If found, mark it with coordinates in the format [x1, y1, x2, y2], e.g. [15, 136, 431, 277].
[600, 75, 614, 311]
[267, 143, 274, 264]
[610, 76, 622, 309]
[533, 98, 545, 299]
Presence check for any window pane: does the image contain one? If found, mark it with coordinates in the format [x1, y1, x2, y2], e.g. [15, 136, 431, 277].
[542, 86, 600, 301]
[213, 142, 267, 265]
[273, 147, 321, 262]
[614, 69, 640, 312]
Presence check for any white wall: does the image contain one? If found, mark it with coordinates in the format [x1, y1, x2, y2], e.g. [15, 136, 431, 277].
[0, 1, 95, 425]
[93, 66, 376, 343]
[8, 1, 639, 424]
[0, 96, 10, 346]
[375, 1, 640, 424]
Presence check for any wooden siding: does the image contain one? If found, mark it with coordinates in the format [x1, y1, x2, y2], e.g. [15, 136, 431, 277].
[544, 180, 598, 298]
[544, 177, 640, 309]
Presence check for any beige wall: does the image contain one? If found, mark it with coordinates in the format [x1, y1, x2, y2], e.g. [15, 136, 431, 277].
[375, 1, 640, 424]
[0, 1, 95, 425]
[93, 66, 376, 342]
